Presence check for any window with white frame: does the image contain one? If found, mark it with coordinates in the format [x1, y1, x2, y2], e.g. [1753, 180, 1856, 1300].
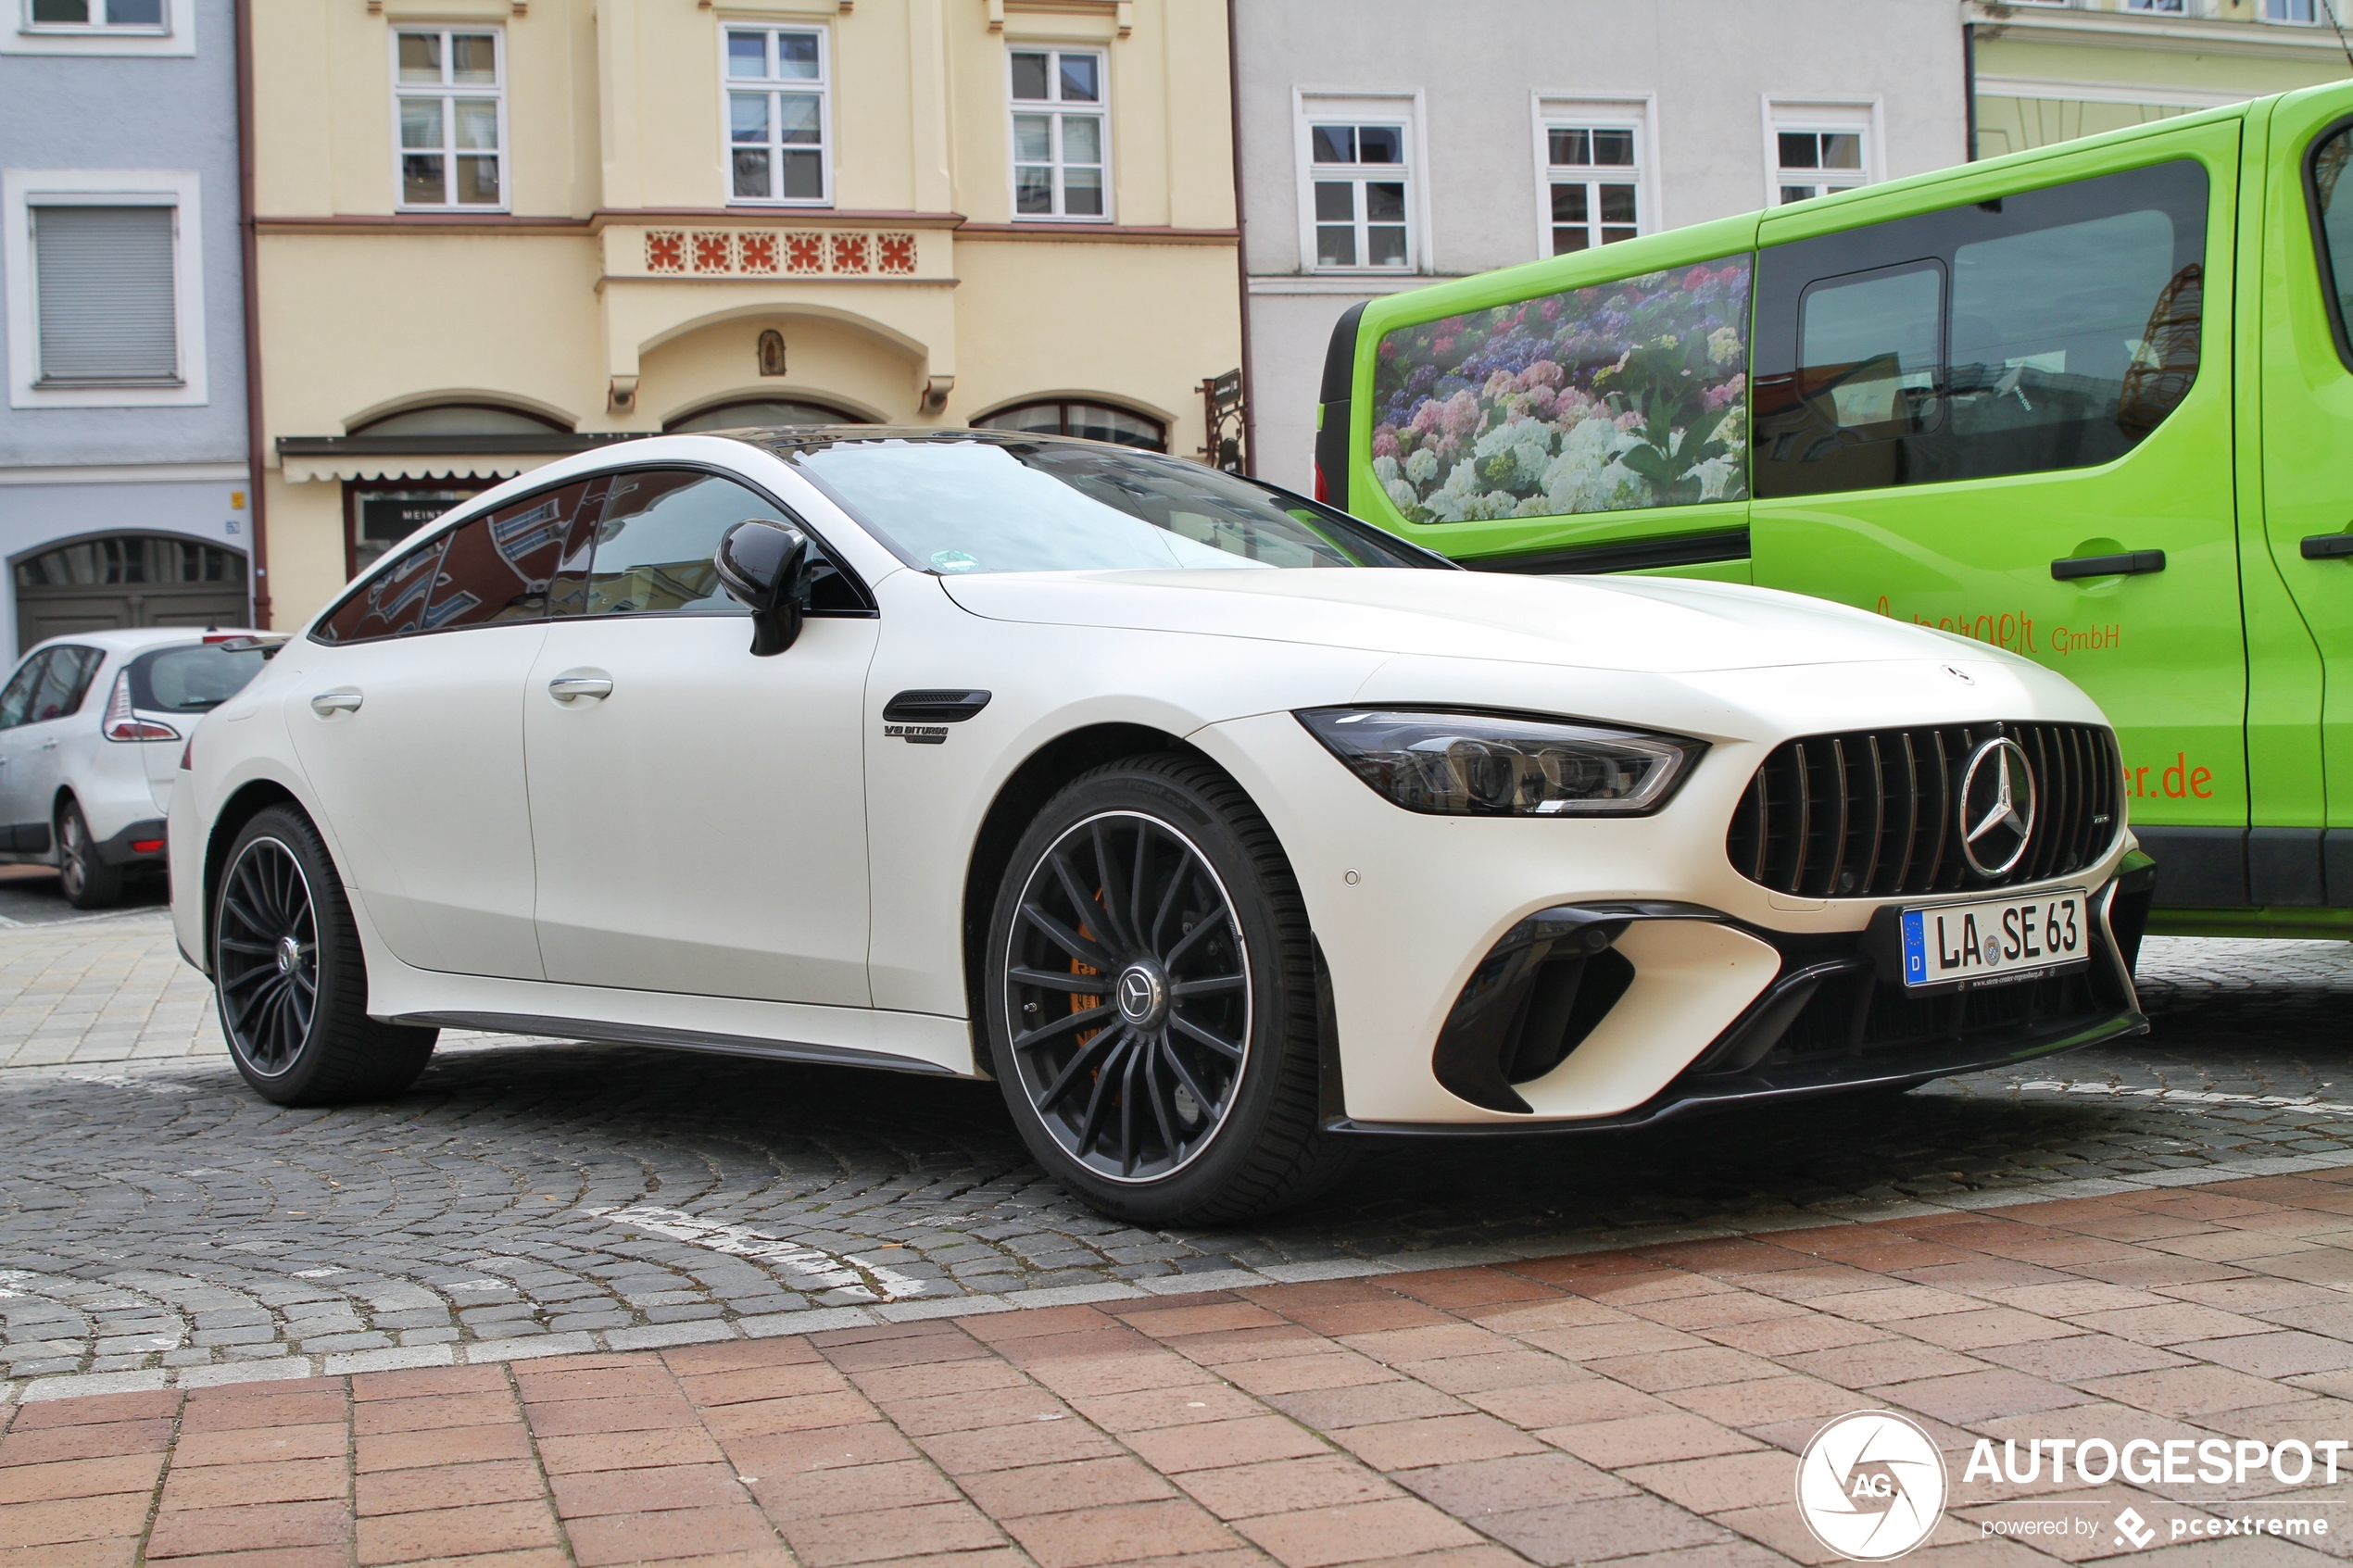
[5, 169, 207, 408]
[394, 29, 504, 210]
[1305, 119, 1410, 270]
[2123, 0, 2189, 11]
[22, 0, 165, 29]
[2266, 0, 2319, 20]
[1544, 124, 1641, 254]
[1010, 48, 1107, 219]
[725, 26, 828, 205]
[1766, 101, 1877, 207]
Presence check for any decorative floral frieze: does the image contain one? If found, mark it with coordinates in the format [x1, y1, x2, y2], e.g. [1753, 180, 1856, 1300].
[637, 228, 919, 278]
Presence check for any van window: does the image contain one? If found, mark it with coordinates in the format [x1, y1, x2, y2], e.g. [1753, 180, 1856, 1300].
[2307, 124, 2353, 363]
[1755, 159, 2207, 497]
[1368, 257, 1751, 522]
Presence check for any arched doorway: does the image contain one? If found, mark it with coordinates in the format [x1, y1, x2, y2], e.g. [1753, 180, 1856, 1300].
[13, 535, 250, 654]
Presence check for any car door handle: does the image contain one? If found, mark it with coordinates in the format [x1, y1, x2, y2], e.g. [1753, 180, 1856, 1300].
[38, 739, 57, 750]
[547, 674, 613, 703]
[2051, 550, 2166, 581]
[2302, 533, 2353, 560]
[310, 690, 363, 716]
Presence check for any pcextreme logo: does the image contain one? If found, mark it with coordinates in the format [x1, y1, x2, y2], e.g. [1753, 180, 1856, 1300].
[1795, 1411, 1948, 1561]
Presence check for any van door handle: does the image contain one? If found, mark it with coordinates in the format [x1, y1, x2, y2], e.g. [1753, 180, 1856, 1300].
[2051, 550, 2166, 581]
[2302, 533, 2353, 560]
[547, 674, 613, 703]
[310, 690, 363, 716]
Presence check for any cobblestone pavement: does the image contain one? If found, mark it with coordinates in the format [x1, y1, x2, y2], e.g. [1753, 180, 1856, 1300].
[19, 1175, 2353, 1566]
[0, 923, 2347, 1405]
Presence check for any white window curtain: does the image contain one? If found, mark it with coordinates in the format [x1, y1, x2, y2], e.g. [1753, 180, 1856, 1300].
[32, 205, 177, 384]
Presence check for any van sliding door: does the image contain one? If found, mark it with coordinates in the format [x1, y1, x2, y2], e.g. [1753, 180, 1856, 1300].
[1748, 128, 2245, 909]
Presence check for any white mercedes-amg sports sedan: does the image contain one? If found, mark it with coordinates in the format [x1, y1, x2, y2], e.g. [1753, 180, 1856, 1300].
[170, 430, 2149, 1222]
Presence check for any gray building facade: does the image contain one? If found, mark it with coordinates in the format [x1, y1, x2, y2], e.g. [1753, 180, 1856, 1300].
[1233, 0, 1970, 495]
[0, 0, 252, 656]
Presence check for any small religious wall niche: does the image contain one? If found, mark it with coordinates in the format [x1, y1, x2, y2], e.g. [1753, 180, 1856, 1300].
[758, 329, 788, 377]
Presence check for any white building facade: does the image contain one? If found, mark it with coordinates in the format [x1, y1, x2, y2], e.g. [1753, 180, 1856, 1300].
[1233, 0, 1969, 493]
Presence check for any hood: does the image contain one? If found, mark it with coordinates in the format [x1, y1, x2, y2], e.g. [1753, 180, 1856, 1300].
[939, 568, 2012, 676]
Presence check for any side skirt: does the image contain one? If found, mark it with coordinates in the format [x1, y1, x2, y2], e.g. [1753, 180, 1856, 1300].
[390, 1010, 963, 1076]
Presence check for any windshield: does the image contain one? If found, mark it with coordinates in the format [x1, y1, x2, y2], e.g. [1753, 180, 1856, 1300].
[126, 643, 268, 714]
[778, 434, 1441, 574]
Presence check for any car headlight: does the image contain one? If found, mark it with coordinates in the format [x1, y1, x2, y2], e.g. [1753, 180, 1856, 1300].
[1296, 707, 1703, 817]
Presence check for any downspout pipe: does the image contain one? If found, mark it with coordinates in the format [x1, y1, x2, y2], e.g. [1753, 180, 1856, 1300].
[234, 0, 271, 627]
[1225, 0, 1256, 475]
[1963, 20, 1978, 163]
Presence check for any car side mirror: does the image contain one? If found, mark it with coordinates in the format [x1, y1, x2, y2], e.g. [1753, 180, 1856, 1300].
[715, 520, 811, 657]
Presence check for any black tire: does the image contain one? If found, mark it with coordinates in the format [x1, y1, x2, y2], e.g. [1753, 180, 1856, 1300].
[57, 798, 122, 910]
[984, 753, 1353, 1225]
[212, 805, 436, 1105]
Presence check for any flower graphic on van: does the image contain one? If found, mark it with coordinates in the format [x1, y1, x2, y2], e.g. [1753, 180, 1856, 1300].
[1370, 256, 1751, 523]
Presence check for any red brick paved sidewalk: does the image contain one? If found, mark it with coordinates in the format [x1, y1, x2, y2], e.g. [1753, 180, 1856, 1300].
[16, 1169, 2353, 1567]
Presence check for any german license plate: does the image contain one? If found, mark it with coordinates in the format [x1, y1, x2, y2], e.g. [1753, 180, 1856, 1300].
[1898, 890, 2091, 989]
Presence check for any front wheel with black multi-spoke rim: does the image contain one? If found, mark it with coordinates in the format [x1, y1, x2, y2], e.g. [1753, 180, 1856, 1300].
[213, 805, 436, 1105]
[985, 754, 1353, 1224]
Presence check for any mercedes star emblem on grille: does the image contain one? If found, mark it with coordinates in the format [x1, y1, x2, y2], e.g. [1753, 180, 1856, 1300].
[1958, 736, 2037, 878]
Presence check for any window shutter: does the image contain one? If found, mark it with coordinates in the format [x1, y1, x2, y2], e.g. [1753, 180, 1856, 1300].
[32, 205, 179, 384]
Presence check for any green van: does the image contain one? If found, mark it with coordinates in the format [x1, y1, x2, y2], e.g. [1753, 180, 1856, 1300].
[1314, 81, 2353, 942]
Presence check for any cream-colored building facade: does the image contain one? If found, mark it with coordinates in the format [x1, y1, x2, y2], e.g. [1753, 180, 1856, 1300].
[250, 0, 1239, 626]
[1969, 0, 2350, 160]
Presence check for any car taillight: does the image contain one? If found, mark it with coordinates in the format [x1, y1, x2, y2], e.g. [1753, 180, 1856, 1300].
[1314, 463, 1328, 503]
[102, 672, 180, 743]
[179, 738, 195, 771]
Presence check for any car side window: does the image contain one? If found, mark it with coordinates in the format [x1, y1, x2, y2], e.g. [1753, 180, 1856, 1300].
[423, 481, 594, 631]
[31, 646, 103, 721]
[313, 534, 449, 645]
[1755, 159, 2208, 498]
[579, 468, 862, 618]
[0, 651, 54, 730]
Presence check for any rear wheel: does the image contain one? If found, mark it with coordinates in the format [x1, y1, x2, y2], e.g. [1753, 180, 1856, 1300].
[213, 805, 435, 1104]
[57, 799, 121, 910]
[984, 754, 1353, 1224]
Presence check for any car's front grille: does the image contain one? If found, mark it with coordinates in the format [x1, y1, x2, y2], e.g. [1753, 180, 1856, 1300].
[1724, 721, 2120, 900]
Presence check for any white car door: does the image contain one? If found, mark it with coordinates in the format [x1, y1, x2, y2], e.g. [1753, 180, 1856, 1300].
[284, 481, 588, 979]
[523, 465, 878, 1007]
[0, 646, 104, 854]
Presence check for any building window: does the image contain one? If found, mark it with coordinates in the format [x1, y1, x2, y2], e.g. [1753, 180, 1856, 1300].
[394, 28, 504, 210]
[1766, 101, 1878, 207]
[1304, 119, 1410, 270]
[2123, 0, 2189, 11]
[725, 26, 829, 206]
[1774, 131, 1865, 205]
[974, 400, 1165, 452]
[1544, 126, 1641, 254]
[666, 397, 861, 432]
[30, 205, 177, 386]
[2266, 0, 2319, 19]
[344, 483, 488, 581]
[5, 170, 206, 408]
[1010, 48, 1107, 219]
[22, 0, 165, 29]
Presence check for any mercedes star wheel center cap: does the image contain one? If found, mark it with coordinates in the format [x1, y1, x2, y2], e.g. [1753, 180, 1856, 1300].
[1115, 963, 1166, 1026]
[1958, 736, 2037, 879]
[276, 935, 301, 976]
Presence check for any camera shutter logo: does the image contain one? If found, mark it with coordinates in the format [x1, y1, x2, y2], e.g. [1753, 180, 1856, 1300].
[1795, 1410, 1948, 1561]
[1957, 736, 2036, 879]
